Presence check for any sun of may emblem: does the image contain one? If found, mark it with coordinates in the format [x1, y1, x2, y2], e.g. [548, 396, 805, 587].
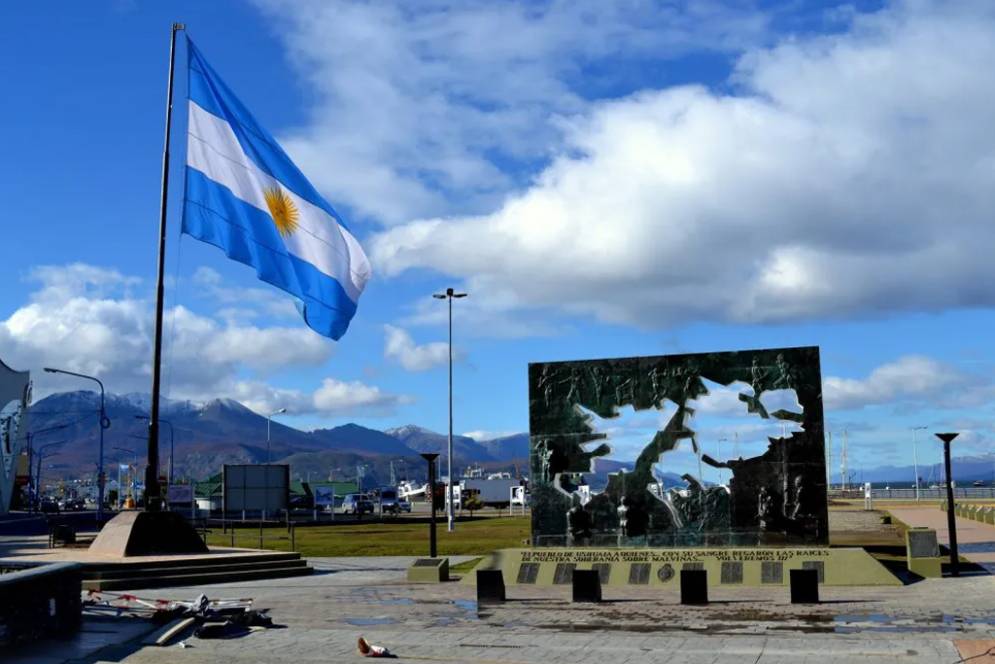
[264, 185, 300, 238]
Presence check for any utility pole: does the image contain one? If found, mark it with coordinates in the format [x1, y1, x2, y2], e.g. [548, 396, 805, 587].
[841, 429, 849, 492]
[432, 287, 467, 533]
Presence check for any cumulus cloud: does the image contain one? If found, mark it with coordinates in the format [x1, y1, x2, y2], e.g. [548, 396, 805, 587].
[383, 325, 449, 371]
[256, 0, 773, 224]
[1, 264, 405, 417]
[232, 378, 408, 416]
[369, 1, 995, 327]
[823, 355, 987, 411]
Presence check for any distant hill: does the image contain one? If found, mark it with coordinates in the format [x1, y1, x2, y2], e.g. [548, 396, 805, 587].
[853, 454, 995, 485]
[33, 391, 987, 490]
[25, 391, 528, 483]
[383, 425, 497, 461]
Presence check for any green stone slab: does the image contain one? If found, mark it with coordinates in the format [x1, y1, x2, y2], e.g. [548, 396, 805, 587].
[462, 547, 901, 587]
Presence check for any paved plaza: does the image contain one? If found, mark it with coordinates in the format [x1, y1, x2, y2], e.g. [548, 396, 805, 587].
[4, 553, 993, 664]
[5, 507, 995, 663]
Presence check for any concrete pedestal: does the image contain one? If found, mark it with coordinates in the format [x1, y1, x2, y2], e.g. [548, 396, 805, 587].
[88, 511, 208, 557]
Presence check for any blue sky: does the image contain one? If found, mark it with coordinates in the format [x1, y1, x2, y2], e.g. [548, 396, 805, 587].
[3, 1, 995, 476]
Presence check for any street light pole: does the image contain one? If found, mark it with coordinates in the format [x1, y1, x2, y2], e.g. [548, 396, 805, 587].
[267, 408, 287, 464]
[44, 368, 110, 523]
[34, 441, 65, 504]
[935, 433, 960, 577]
[912, 425, 926, 502]
[433, 287, 467, 533]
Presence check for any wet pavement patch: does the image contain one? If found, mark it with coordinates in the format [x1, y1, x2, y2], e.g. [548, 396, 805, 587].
[344, 617, 398, 626]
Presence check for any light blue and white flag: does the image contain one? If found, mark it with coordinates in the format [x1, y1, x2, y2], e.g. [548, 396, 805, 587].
[181, 37, 371, 340]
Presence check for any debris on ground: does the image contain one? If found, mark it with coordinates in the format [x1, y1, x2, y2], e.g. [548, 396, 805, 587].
[357, 635, 396, 658]
[83, 590, 280, 645]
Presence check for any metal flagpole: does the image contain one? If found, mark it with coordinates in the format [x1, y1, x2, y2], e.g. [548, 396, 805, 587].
[146, 22, 185, 513]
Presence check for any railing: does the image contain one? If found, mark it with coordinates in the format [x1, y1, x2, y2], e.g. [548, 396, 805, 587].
[830, 487, 995, 500]
[217, 518, 297, 552]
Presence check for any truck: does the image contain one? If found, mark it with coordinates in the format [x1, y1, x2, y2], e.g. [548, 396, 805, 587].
[462, 478, 522, 508]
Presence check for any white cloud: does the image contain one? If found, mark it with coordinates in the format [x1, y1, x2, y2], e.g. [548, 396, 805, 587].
[256, 0, 773, 225]
[190, 267, 298, 321]
[232, 378, 407, 417]
[312, 377, 410, 415]
[1, 264, 405, 417]
[823, 355, 985, 411]
[383, 324, 449, 371]
[369, 2, 995, 327]
[462, 430, 516, 442]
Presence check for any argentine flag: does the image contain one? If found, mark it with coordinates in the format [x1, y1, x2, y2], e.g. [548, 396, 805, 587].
[181, 37, 371, 340]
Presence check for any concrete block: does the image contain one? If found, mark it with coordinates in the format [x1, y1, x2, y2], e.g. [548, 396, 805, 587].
[906, 527, 942, 578]
[680, 569, 708, 605]
[407, 557, 449, 583]
[572, 569, 601, 603]
[476, 570, 505, 603]
[790, 569, 819, 604]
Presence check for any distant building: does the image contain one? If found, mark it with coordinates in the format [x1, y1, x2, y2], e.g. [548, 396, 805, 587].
[0, 358, 31, 514]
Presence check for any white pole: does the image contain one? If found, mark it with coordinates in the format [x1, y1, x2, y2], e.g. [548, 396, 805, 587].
[841, 429, 848, 492]
[912, 426, 921, 502]
[827, 430, 833, 489]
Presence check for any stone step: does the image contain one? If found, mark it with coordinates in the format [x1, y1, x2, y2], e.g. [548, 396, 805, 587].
[83, 551, 304, 573]
[87, 557, 310, 581]
[83, 562, 314, 590]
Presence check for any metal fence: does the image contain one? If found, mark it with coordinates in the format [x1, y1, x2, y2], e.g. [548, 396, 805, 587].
[830, 487, 995, 500]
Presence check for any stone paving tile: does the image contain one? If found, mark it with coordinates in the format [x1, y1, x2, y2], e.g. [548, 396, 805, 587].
[12, 555, 994, 663]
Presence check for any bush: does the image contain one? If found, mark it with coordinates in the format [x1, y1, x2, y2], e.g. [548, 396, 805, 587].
[464, 495, 484, 517]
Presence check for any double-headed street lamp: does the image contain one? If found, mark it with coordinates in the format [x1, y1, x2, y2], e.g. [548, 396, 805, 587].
[267, 408, 287, 464]
[135, 416, 174, 484]
[44, 367, 111, 523]
[912, 425, 927, 502]
[432, 287, 467, 534]
[19, 424, 69, 512]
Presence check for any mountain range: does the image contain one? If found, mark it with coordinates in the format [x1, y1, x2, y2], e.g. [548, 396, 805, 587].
[23, 391, 994, 489]
[24, 390, 529, 486]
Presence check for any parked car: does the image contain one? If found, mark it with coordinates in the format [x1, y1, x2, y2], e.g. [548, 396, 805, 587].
[397, 498, 412, 513]
[379, 488, 401, 514]
[59, 498, 85, 511]
[39, 497, 60, 513]
[340, 493, 374, 516]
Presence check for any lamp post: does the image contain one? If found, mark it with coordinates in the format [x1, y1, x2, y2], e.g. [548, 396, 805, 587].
[135, 416, 174, 485]
[432, 287, 467, 533]
[20, 424, 69, 512]
[935, 433, 960, 577]
[912, 425, 926, 502]
[266, 408, 287, 464]
[34, 441, 65, 504]
[44, 368, 110, 523]
[420, 453, 439, 557]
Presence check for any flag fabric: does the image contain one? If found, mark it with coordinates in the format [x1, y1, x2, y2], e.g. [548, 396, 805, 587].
[181, 37, 371, 340]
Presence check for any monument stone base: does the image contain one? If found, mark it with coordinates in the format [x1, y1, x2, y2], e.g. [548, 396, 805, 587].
[407, 557, 449, 583]
[88, 511, 209, 557]
[464, 547, 901, 587]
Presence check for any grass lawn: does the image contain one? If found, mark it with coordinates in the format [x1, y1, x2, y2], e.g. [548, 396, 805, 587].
[208, 516, 531, 557]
